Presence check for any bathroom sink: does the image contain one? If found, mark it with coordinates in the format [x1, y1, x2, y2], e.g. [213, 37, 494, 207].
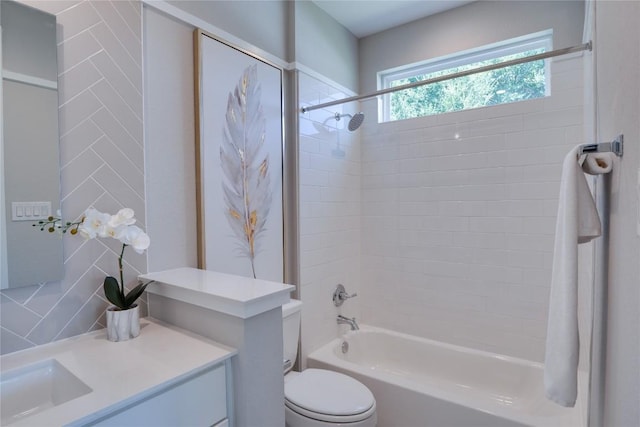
[0, 359, 92, 425]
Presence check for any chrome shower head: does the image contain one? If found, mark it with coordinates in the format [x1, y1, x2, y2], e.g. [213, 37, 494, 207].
[334, 112, 365, 132]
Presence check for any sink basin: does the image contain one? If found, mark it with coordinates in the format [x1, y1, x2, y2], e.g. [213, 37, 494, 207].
[1, 359, 92, 425]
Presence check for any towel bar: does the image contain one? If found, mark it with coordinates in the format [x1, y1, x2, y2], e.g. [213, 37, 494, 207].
[579, 134, 623, 157]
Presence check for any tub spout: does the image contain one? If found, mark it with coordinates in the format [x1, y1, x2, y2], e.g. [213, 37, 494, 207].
[337, 315, 359, 331]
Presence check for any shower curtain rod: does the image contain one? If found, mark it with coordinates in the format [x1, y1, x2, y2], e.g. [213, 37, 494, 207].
[300, 41, 592, 113]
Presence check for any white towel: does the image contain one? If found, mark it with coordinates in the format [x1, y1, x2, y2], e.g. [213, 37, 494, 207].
[582, 152, 615, 175]
[544, 146, 602, 407]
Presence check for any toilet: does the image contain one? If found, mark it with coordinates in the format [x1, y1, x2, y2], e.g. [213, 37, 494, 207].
[283, 299, 377, 427]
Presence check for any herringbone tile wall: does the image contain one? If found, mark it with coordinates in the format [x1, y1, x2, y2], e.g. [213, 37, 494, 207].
[1, 0, 144, 355]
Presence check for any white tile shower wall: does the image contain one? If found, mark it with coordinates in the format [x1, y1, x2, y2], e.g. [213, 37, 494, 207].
[359, 55, 587, 362]
[1, 1, 144, 355]
[298, 71, 361, 366]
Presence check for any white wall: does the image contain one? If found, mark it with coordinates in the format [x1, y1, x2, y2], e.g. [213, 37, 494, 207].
[144, 8, 198, 272]
[294, 1, 359, 92]
[166, 0, 289, 63]
[594, 1, 640, 425]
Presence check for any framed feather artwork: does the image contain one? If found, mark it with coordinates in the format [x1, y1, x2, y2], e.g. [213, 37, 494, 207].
[194, 30, 284, 282]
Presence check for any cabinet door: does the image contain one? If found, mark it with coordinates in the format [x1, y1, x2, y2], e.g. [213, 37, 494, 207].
[91, 365, 227, 426]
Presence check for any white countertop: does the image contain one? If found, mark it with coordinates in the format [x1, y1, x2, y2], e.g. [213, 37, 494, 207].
[0, 318, 236, 427]
[140, 267, 295, 318]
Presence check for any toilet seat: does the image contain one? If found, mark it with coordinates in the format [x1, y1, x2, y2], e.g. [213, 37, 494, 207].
[285, 369, 376, 423]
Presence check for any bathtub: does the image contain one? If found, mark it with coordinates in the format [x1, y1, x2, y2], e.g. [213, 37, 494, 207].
[307, 326, 586, 427]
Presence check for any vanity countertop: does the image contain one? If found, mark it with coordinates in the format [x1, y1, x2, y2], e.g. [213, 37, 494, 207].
[140, 267, 294, 318]
[0, 318, 236, 426]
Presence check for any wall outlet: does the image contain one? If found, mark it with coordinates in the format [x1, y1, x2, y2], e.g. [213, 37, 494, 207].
[11, 201, 51, 221]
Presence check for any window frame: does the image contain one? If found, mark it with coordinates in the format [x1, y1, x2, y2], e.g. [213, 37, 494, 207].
[377, 30, 553, 122]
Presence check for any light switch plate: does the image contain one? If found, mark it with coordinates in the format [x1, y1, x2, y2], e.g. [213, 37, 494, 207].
[11, 201, 51, 221]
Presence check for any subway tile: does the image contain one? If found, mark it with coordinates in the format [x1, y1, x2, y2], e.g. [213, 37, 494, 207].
[59, 119, 104, 167]
[59, 59, 103, 103]
[26, 238, 106, 316]
[57, 29, 102, 74]
[56, 1, 102, 43]
[522, 107, 583, 130]
[0, 294, 42, 337]
[1, 327, 34, 355]
[60, 147, 104, 199]
[92, 137, 144, 197]
[90, 50, 142, 115]
[113, 0, 141, 40]
[59, 89, 103, 136]
[92, 163, 145, 219]
[90, 22, 142, 90]
[60, 177, 105, 221]
[0, 284, 41, 305]
[91, 1, 141, 66]
[91, 80, 142, 140]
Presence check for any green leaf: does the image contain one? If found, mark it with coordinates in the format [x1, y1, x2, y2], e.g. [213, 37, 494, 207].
[104, 276, 126, 309]
[124, 280, 154, 309]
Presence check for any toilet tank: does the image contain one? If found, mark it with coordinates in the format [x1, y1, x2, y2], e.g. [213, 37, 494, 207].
[282, 299, 302, 371]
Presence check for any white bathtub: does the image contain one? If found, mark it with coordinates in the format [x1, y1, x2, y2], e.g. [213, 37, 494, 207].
[307, 326, 586, 427]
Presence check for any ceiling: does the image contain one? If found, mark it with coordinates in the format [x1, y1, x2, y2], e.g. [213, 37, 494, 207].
[312, 0, 476, 38]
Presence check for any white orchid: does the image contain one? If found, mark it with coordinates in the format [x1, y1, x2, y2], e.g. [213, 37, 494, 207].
[120, 225, 150, 254]
[77, 207, 151, 310]
[34, 207, 153, 310]
[109, 208, 136, 228]
[78, 208, 112, 239]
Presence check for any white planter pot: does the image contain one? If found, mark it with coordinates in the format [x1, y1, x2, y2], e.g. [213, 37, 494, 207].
[106, 305, 140, 342]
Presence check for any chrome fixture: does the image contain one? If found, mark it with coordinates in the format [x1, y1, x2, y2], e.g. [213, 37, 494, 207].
[337, 315, 359, 331]
[334, 112, 365, 131]
[341, 341, 349, 354]
[333, 284, 357, 307]
[578, 134, 624, 157]
[301, 42, 592, 113]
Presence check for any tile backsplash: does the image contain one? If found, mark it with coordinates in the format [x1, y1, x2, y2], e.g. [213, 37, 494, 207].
[1, 1, 144, 355]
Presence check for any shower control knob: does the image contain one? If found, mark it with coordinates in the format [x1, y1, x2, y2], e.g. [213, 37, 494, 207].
[333, 284, 357, 307]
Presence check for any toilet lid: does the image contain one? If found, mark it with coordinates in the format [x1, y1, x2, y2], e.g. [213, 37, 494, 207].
[285, 369, 375, 418]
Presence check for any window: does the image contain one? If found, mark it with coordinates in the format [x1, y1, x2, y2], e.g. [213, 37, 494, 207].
[378, 31, 552, 122]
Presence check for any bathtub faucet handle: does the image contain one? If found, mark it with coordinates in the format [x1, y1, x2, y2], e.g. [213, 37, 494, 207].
[333, 284, 357, 307]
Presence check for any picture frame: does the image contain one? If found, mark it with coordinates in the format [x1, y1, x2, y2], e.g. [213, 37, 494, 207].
[194, 29, 284, 282]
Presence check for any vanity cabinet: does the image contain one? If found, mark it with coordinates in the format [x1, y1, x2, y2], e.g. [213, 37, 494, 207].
[86, 364, 229, 427]
[1, 319, 236, 427]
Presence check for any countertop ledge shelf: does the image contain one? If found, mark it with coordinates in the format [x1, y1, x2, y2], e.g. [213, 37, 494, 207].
[140, 267, 295, 319]
[0, 318, 236, 427]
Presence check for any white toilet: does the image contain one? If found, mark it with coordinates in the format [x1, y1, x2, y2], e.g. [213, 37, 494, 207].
[283, 299, 377, 427]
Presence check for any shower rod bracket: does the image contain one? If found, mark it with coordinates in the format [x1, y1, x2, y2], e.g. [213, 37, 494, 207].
[579, 134, 624, 157]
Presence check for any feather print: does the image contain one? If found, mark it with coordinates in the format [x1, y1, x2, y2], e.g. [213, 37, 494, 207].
[220, 64, 272, 278]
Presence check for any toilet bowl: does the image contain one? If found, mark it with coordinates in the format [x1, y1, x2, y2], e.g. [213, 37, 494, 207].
[283, 300, 377, 427]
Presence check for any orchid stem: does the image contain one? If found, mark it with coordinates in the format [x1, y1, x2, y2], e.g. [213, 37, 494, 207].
[119, 244, 127, 300]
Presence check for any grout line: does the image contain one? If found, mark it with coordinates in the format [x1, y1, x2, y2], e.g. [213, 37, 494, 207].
[1, 292, 45, 319]
[60, 129, 106, 169]
[57, 77, 106, 110]
[60, 160, 107, 204]
[88, 1, 142, 69]
[26, 245, 109, 339]
[90, 156, 145, 202]
[89, 86, 143, 149]
[52, 276, 104, 342]
[89, 20, 143, 90]
[90, 124, 145, 177]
